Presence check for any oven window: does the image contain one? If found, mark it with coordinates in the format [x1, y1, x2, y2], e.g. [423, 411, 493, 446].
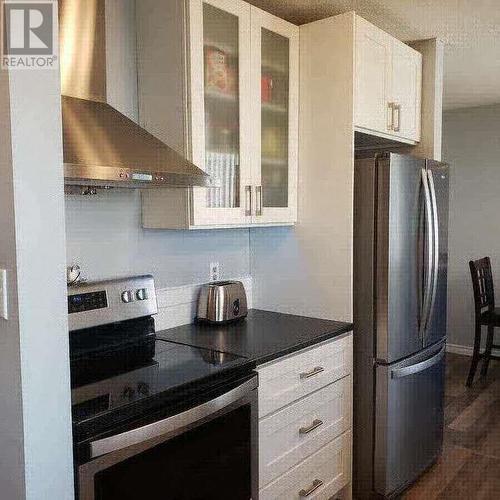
[94, 405, 252, 500]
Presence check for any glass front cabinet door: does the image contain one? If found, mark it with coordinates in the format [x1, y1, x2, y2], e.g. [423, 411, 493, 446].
[189, 0, 253, 226]
[188, 0, 298, 227]
[250, 7, 299, 225]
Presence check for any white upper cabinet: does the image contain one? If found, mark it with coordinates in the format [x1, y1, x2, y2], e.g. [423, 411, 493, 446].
[250, 7, 299, 225]
[354, 18, 392, 135]
[354, 16, 422, 143]
[389, 40, 422, 142]
[189, 0, 252, 226]
[138, 0, 298, 229]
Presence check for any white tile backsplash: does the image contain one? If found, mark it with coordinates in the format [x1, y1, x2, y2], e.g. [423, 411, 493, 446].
[155, 276, 253, 331]
[65, 189, 250, 288]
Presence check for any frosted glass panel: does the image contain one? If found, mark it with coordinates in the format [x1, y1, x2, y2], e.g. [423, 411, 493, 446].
[203, 3, 240, 208]
[261, 28, 289, 208]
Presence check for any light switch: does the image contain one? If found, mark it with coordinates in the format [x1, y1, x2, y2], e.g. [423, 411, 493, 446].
[0, 269, 8, 320]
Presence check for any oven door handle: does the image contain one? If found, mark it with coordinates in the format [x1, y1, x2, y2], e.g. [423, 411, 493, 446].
[89, 375, 258, 459]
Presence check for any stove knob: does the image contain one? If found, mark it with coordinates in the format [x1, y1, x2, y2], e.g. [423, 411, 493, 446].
[121, 290, 133, 303]
[136, 288, 149, 301]
[122, 386, 135, 400]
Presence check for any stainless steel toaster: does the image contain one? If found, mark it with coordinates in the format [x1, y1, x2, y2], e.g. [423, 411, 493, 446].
[196, 281, 248, 324]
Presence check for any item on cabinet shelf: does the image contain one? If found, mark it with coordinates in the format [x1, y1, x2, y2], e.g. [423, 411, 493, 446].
[226, 64, 238, 96]
[205, 46, 237, 96]
[262, 126, 287, 159]
[261, 74, 274, 103]
[206, 152, 239, 208]
[208, 121, 239, 151]
[205, 46, 228, 92]
[196, 280, 248, 324]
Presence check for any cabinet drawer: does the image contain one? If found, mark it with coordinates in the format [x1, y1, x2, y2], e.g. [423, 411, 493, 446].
[260, 376, 352, 488]
[259, 431, 351, 500]
[257, 334, 352, 418]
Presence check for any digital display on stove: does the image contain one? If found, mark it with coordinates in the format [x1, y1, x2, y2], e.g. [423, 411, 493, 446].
[68, 291, 108, 314]
[132, 173, 153, 182]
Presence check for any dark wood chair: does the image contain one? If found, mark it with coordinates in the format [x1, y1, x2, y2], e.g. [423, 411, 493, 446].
[467, 257, 500, 386]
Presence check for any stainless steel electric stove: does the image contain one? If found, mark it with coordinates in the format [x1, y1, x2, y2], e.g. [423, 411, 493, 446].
[68, 276, 258, 500]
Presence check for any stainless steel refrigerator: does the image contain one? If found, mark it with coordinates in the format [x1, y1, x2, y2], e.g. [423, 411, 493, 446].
[353, 152, 449, 499]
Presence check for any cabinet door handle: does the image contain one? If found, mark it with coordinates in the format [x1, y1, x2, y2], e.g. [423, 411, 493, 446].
[387, 102, 394, 130]
[300, 366, 324, 379]
[299, 419, 324, 435]
[245, 185, 252, 216]
[299, 479, 324, 497]
[394, 104, 401, 132]
[255, 185, 262, 216]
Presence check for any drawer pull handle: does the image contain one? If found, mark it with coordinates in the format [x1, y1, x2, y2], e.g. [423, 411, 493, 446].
[299, 419, 323, 435]
[300, 366, 324, 379]
[299, 479, 324, 497]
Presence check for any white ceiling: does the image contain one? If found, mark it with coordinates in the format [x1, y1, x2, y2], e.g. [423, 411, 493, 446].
[247, 0, 500, 110]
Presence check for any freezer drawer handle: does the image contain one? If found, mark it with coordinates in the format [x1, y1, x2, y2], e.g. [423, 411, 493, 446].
[299, 479, 324, 497]
[300, 366, 324, 379]
[299, 419, 324, 435]
[391, 346, 445, 379]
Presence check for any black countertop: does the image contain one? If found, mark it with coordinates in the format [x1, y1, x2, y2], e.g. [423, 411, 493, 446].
[156, 309, 353, 365]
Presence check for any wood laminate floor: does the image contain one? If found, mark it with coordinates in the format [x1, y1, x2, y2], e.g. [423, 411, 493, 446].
[403, 353, 500, 499]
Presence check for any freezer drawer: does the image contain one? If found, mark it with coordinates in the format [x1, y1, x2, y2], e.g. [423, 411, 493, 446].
[374, 342, 445, 497]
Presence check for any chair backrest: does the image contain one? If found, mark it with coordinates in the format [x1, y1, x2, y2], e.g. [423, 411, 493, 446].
[469, 257, 495, 314]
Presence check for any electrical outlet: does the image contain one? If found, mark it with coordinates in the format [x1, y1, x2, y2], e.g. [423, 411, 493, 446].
[209, 262, 220, 282]
[0, 269, 8, 320]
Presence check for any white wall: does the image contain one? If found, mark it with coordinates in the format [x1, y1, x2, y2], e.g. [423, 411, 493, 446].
[0, 5, 74, 498]
[0, 54, 26, 500]
[250, 14, 355, 322]
[444, 104, 500, 348]
[65, 190, 250, 287]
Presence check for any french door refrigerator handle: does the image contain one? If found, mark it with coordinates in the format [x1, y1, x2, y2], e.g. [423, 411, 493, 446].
[419, 168, 434, 340]
[426, 169, 440, 333]
[89, 376, 258, 459]
[391, 345, 445, 379]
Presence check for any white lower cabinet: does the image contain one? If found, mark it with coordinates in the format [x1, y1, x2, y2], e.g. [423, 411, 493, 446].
[258, 334, 352, 418]
[257, 334, 353, 499]
[260, 431, 352, 500]
[260, 376, 352, 487]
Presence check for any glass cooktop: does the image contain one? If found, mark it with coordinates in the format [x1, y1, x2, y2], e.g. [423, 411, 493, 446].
[71, 338, 253, 428]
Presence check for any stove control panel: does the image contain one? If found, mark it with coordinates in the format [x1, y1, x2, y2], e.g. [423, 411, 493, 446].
[68, 291, 108, 314]
[120, 288, 149, 303]
[68, 275, 158, 332]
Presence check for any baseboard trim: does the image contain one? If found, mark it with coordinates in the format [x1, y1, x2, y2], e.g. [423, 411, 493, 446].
[446, 342, 500, 357]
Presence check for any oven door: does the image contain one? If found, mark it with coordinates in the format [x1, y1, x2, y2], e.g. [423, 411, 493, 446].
[77, 375, 258, 500]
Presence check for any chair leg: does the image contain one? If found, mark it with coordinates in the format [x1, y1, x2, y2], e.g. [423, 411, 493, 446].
[481, 324, 495, 377]
[466, 322, 482, 387]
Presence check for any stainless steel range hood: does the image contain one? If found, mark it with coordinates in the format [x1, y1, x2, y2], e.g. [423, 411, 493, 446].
[59, 0, 209, 189]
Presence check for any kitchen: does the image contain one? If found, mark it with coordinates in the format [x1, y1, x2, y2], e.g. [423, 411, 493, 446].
[0, 0, 498, 499]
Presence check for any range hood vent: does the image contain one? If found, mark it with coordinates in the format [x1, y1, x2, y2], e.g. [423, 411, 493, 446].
[59, 0, 209, 189]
